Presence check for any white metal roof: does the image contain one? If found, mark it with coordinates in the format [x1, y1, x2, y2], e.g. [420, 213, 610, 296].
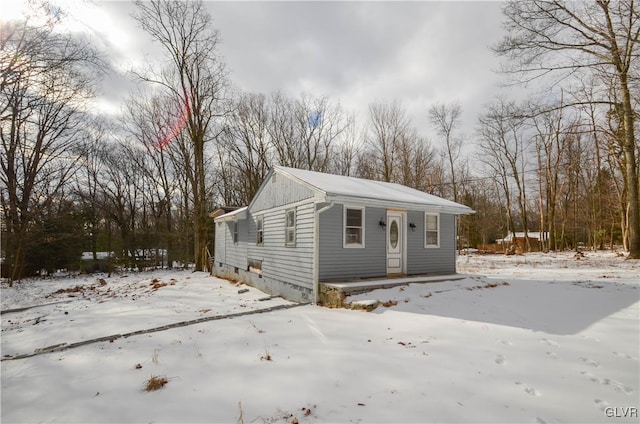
[496, 232, 549, 242]
[275, 166, 474, 214]
[214, 206, 248, 222]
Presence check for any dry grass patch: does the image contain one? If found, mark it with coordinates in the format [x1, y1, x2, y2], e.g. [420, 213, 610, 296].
[346, 299, 398, 312]
[150, 281, 168, 290]
[260, 344, 272, 361]
[260, 350, 272, 361]
[466, 282, 511, 291]
[148, 277, 175, 291]
[144, 375, 168, 391]
[47, 285, 86, 296]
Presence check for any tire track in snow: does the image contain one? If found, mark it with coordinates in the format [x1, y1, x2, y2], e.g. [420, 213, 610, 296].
[2, 302, 307, 361]
[1, 300, 74, 315]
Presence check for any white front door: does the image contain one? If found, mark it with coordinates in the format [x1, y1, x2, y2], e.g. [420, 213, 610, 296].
[386, 211, 405, 275]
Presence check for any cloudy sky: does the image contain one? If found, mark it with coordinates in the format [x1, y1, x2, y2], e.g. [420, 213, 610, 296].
[8, 0, 510, 142]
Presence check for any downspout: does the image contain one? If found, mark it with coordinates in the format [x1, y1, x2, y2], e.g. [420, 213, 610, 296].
[313, 201, 335, 304]
[454, 215, 458, 273]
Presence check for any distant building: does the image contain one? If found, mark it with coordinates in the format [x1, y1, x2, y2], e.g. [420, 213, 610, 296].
[81, 252, 113, 261]
[495, 232, 549, 252]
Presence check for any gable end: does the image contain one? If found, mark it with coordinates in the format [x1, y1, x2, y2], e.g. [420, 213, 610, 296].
[250, 168, 322, 212]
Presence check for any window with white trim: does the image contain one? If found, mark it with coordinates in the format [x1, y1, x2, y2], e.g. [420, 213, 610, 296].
[344, 206, 365, 248]
[256, 216, 264, 246]
[425, 213, 439, 248]
[285, 209, 296, 246]
[233, 221, 239, 244]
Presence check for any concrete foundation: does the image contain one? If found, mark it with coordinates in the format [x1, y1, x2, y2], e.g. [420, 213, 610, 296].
[319, 274, 466, 308]
[213, 262, 312, 303]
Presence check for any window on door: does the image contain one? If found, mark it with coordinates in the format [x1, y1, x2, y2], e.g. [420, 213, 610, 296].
[425, 213, 439, 248]
[344, 206, 365, 248]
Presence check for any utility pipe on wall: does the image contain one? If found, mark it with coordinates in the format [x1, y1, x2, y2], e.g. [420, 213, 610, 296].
[313, 201, 334, 304]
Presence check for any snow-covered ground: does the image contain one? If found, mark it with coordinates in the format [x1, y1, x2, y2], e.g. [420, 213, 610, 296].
[1, 251, 638, 423]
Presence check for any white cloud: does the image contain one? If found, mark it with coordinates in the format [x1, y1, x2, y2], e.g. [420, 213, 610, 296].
[16, 0, 510, 141]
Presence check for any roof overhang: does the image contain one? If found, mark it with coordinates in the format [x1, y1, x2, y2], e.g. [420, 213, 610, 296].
[214, 206, 248, 222]
[324, 194, 475, 215]
[210, 208, 237, 219]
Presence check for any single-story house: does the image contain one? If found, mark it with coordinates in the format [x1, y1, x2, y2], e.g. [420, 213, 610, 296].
[213, 166, 474, 303]
[496, 232, 549, 252]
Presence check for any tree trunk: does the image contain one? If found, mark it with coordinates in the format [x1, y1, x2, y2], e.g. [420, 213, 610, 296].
[619, 77, 639, 258]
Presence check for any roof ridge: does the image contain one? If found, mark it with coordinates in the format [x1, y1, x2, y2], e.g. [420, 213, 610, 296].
[271, 166, 473, 214]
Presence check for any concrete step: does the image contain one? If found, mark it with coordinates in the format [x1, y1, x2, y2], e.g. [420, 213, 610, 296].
[319, 274, 467, 307]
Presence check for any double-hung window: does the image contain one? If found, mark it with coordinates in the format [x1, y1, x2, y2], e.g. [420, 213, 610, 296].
[285, 209, 296, 246]
[256, 216, 264, 246]
[344, 206, 365, 248]
[425, 213, 439, 248]
[233, 221, 239, 244]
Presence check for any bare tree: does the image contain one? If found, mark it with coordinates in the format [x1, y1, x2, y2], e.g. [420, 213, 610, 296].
[269, 92, 350, 172]
[330, 117, 361, 176]
[477, 99, 532, 250]
[169, 129, 197, 264]
[559, 127, 590, 252]
[604, 87, 635, 252]
[530, 105, 573, 251]
[123, 90, 183, 266]
[295, 94, 351, 172]
[429, 101, 463, 202]
[330, 116, 364, 176]
[74, 120, 110, 264]
[268, 92, 297, 168]
[132, 0, 228, 270]
[0, 5, 102, 282]
[365, 102, 410, 182]
[220, 92, 272, 205]
[463, 178, 505, 249]
[213, 143, 245, 207]
[95, 141, 144, 267]
[396, 130, 437, 192]
[215, 90, 354, 204]
[494, 0, 640, 258]
[355, 101, 442, 194]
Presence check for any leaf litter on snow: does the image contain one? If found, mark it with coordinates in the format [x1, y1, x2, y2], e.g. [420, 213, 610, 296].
[1, 270, 293, 357]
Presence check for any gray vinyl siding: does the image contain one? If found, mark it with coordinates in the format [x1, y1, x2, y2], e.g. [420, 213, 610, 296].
[318, 204, 386, 281]
[251, 172, 316, 212]
[407, 212, 456, 274]
[246, 201, 315, 290]
[221, 220, 248, 269]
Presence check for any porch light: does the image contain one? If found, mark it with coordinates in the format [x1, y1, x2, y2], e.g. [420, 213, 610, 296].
[409, 222, 417, 230]
[379, 219, 386, 228]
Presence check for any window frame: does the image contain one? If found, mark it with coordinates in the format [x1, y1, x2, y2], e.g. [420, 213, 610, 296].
[256, 215, 264, 246]
[425, 213, 440, 248]
[232, 221, 239, 244]
[285, 208, 296, 247]
[343, 205, 365, 248]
